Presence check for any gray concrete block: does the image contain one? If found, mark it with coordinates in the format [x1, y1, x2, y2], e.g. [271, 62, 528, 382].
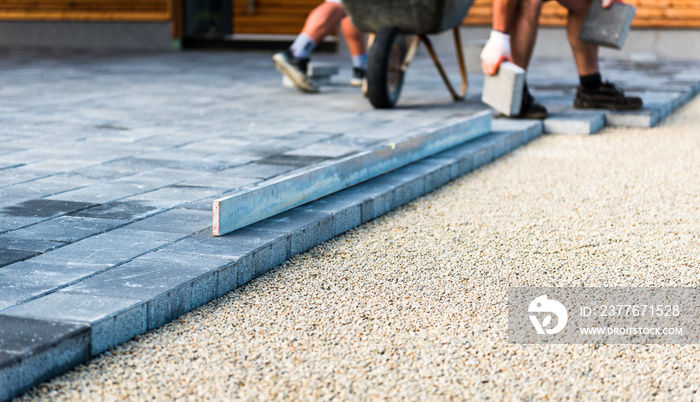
[0, 248, 37, 269]
[2, 293, 147, 356]
[124, 208, 212, 234]
[481, 62, 525, 116]
[236, 255, 256, 288]
[46, 181, 168, 204]
[491, 119, 541, 136]
[0, 260, 101, 304]
[307, 63, 340, 77]
[543, 112, 606, 135]
[246, 210, 331, 234]
[162, 228, 290, 262]
[476, 131, 511, 160]
[71, 200, 163, 221]
[0, 315, 90, 401]
[0, 199, 95, 219]
[605, 108, 661, 128]
[60, 255, 227, 331]
[28, 230, 178, 269]
[6, 216, 128, 243]
[282, 63, 339, 88]
[300, 193, 363, 238]
[214, 261, 240, 298]
[458, 136, 496, 171]
[0, 237, 64, 252]
[580, 2, 635, 49]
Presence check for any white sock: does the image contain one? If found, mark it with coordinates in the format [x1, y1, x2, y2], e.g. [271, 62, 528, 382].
[351, 53, 368, 70]
[290, 33, 316, 59]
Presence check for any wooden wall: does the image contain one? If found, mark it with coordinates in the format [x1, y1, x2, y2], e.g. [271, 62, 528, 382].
[0, 0, 696, 30]
[0, 0, 171, 21]
[464, 0, 700, 28]
[232, 0, 318, 35]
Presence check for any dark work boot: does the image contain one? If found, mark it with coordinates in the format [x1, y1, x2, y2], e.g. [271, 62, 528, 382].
[574, 81, 643, 110]
[272, 49, 318, 93]
[516, 84, 548, 119]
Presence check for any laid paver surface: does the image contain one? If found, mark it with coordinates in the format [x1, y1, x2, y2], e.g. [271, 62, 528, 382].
[0, 47, 698, 399]
[15, 87, 700, 402]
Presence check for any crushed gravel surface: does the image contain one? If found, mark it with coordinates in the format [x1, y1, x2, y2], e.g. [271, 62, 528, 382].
[20, 96, 700, 401]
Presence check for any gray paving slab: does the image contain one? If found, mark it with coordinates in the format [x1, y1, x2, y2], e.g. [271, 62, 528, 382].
[0, 49, 696, 401]
[27, 229, 183, 269]
[0, 260, 102, 304]
[0, 315, 89, 402]
[0, 199, 95, 219]
[544, 111, 606, 135]
[123, 208, 212, 234]
[0, 249, 38, 269]
[5, 216, 128, 243]
[60, 254, 233, 331]
[1, 293, 147, 356]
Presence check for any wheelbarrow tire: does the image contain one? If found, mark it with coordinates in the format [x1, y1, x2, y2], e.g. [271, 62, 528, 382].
[367, 26, 407, 109]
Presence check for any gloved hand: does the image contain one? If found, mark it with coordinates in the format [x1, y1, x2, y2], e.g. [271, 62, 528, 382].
[480, 30, 511, 75]
[602, 0, 623, 8]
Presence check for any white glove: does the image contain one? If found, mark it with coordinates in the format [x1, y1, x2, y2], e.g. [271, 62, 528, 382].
[480, 30, 511, 75]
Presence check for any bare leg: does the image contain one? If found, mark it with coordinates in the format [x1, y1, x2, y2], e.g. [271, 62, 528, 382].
[557, 0, 600, 76]
[340, 16, 366, 57]
[509, 0, 543, 71]
[491, 0, 518, 33]
[301, 2, 346, 43]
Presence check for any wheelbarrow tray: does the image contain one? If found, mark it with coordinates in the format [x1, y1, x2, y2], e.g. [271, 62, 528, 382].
[342, 0, 475, 35]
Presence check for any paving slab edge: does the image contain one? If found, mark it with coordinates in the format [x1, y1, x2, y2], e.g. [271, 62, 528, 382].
[0, 119, 542, 402]
[213, 111, 493, 236]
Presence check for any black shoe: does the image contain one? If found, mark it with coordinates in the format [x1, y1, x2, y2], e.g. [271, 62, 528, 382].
[272, 49, 318, 93]
[350, 67, 365, 87]
[574, 81, 642, 110]
[516, 88, 548, 119]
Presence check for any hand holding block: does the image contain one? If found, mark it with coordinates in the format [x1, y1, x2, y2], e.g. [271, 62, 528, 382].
[580, 2, 636, 49]
[481, 61, 525, 117]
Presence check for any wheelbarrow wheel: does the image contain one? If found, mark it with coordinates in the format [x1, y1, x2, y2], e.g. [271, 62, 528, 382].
[367, 26, 407, 109]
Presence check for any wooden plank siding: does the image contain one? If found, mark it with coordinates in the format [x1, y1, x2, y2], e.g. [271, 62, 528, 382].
[464, 0, 700, 29]
[0, 0, 696, 30]
[0, 0, 171, 21]
[232, 0, 319, 35]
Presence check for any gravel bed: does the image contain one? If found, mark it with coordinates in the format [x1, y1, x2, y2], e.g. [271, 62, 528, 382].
[20, 96, 700, 401]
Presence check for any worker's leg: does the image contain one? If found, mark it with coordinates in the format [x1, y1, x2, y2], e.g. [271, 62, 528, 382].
[557, 0, 642, 109]
[340, 16, 367, 85]
[509, 0, 548, 118]
[340, 16, 365, 58]
[273, 1, 345, 93]
[300, 1, 346, 44]
[556, 0, 599, 76]
[509, 0, 543, 71]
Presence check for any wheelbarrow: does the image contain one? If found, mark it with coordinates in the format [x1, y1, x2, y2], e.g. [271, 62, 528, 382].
[342, 0, 476, 108]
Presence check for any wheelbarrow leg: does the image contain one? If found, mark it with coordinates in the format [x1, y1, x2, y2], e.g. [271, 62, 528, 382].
[420, 29, 467, 101]
[453, 27, 468, 98]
